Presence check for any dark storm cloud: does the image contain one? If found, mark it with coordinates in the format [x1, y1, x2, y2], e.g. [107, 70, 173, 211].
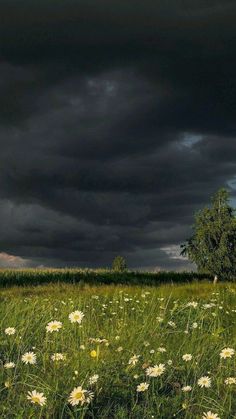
[0, 1, 236, 269]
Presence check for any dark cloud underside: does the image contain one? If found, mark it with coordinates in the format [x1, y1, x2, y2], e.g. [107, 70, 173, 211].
[0, 1, 236, 269]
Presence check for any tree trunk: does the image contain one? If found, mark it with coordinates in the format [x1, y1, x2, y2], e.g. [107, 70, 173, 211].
[213, 275, 218, 284]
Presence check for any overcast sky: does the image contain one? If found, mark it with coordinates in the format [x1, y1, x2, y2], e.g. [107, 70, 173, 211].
[0, 1, 236, 270]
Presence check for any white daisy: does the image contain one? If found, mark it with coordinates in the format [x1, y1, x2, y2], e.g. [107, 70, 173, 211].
[51, 353, 66, 361]
[128, 354, 140, 366]
[27, 390, 47, 406]
[146, 363, 165, 377]
[198, 376, 211, 388]
[136, 382, 149, 392]
[69, 310, 85, 324]
[46, 320, 62, 333]
[202, 411, 220, 419]
[5, 327, 16, 335]
[186, 301, 198, 308]
[158, 347, 166, 353]
[182, 354, 192, 362]
[220, 347, 235, 359]
[88, 374, 99, 385]
[182, 385, 192, 392]
[225, 377, 236, 385]
[21, 352, 37, 365]
[68, 386, 94, 406]
[4, 362, 15, 369]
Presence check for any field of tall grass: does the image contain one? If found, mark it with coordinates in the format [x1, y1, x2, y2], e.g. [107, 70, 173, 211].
[0, 280, 236, 418]
[0, 268, 211, 287]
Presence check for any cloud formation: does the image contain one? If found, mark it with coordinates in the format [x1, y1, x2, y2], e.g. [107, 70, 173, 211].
[0, 252, 30, 268]
[0, 1, 235, 269]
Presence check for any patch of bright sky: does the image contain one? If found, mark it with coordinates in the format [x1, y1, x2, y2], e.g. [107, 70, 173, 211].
[161, 244, 188, 260]
[181, 133, 203, 148]
[227, 177, 236, 208]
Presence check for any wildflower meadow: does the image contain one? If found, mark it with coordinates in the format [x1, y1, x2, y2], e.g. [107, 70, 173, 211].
[0, 280, 236, 418]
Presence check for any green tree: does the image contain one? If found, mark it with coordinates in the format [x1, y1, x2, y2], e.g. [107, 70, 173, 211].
[112, 256, 127, 272]
[181, 188, 236, 280]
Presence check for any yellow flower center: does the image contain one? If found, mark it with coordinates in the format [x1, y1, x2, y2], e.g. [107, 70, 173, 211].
[74, 391, 84, 400]
[32, 396, 41, 404]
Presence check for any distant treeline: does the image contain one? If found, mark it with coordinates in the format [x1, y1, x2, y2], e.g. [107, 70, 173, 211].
[0, 269, 212, 287]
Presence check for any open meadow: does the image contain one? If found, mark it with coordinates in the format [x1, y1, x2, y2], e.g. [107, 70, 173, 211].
[0, 278, 236, 419]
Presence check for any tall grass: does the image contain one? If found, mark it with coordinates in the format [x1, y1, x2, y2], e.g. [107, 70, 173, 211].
[0, 281, 235, 418]
[0, 268, 212, 287]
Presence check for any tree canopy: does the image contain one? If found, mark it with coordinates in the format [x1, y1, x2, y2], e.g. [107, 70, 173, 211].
[181, 188, 236, 280]
[112, 256, 127, 272]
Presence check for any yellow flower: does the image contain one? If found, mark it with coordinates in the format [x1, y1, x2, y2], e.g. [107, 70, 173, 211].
[90, 350, 97, 358]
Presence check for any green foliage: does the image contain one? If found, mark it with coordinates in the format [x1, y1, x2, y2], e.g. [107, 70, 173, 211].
[182, 188, 236, 280]
[112, 256, 127, 272]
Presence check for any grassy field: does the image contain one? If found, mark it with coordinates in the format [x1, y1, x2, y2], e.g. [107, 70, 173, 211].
[0, 281, 236, 418]
[0, 268, 211, 287]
